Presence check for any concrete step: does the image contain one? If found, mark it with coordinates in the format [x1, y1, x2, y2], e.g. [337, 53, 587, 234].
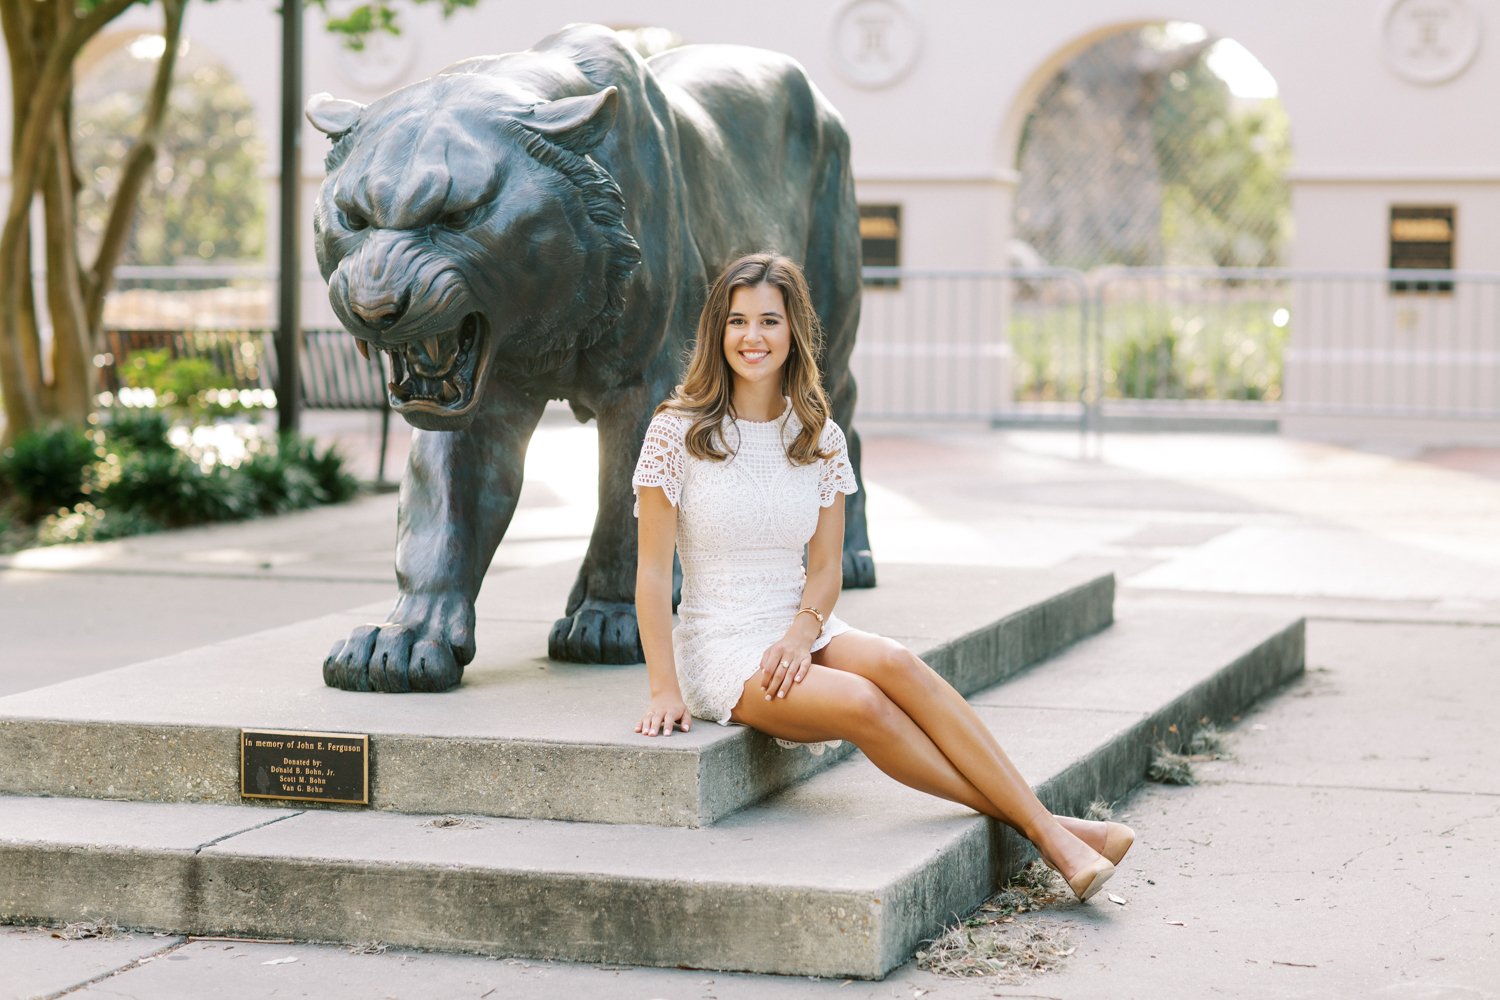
[0, 562, 1113, 828]
[0, 607, 1303, 979]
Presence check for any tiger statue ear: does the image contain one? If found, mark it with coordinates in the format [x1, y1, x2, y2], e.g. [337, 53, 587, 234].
[306, 92, 367, 138]
[518, 86, 618, 155]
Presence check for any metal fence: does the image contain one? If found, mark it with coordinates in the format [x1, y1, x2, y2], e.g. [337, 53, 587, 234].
[853, 266, 1500, 432]
[97, 265, 1500, 436]
[854, 267, 1091, 424]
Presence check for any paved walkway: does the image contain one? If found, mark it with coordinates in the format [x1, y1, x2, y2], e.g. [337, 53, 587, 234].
[4, 411, 1499, 998]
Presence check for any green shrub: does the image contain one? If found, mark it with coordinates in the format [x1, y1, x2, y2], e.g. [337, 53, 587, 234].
[1101, 303, 1288, 403]
[1112, 327, 1182, 399]
[3, 419, 358, 550]
[118, 348, 241, 416]
[240, 444, 322, 514]
[103, 408, 174, 455]
[0, 425, 98, 519]
[100, 449, 249, 527]
[277, 434, 358, 505]
[205, 434, 355, 517]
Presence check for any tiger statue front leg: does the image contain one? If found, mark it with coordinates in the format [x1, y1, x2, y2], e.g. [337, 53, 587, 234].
[323, 387, 547, 692]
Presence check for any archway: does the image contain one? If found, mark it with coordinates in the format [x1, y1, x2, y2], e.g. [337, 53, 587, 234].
[1011, 21, 1290, 272]
[1001, 22, 1293, 410]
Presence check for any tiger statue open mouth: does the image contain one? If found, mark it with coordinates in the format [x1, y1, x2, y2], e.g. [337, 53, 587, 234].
[359, 312, 488, 418]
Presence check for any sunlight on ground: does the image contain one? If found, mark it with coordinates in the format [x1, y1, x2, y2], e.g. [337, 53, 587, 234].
[1066, 433, 1500, 602]
[5, 543, 115, 571]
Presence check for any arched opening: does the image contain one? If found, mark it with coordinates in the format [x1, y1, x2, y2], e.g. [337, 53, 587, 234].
[1012, 22, 1291, 271]
[1002, 22, 1293, 410]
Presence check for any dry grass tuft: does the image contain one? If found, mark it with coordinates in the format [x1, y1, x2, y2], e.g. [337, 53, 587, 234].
[916, 861, 1076, 983]
[1148, 721, 1237, 784]
[52, 919, 122, 940]
[1188, 723, 1232, 758]
[1084, 798, 1114, 821]
[347, 941, 388, 956]
[1147, 744, 1197, 784]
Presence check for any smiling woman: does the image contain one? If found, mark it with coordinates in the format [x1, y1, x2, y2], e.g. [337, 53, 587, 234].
[723, 283, 792, 405]
[631, 252, 1135, 905]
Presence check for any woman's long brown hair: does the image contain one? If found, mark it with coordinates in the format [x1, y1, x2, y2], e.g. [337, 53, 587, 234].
[659, 253, 832, 464]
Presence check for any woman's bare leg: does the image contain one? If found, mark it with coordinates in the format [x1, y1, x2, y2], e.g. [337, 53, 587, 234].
[812, 630, 1107, 880]
[732, 665, 1010, 817]
[730, 662, 1114, 890]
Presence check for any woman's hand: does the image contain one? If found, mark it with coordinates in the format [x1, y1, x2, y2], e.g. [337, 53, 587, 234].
[758, 636, 813, 700]
[636, 692, 692, 737]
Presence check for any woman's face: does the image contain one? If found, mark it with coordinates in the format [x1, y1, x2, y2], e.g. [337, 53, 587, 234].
[722, 282, 790, 390]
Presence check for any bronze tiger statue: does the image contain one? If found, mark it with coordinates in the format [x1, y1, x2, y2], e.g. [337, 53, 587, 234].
[310, 24, 872, 692]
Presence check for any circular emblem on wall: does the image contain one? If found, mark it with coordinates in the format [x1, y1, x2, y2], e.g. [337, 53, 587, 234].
[831, 0, 922, 89]
[1383, 0, 1483, 84]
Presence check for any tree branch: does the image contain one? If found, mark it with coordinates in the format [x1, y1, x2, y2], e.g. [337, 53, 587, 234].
[87, 0, 186, 329]
[0, 0, 34, 107]
[1, 0, 134, 309]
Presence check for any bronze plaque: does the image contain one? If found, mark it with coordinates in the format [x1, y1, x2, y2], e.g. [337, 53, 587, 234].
[240, 729, 369, 805]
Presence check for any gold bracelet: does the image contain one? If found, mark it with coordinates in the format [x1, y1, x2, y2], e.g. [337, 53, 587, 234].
[795, 606, 825, 631]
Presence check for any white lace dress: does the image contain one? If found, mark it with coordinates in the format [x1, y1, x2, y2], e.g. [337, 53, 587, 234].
[632, 400, 860, 751]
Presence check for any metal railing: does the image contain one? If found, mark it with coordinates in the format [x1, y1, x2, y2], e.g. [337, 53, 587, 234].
[853, 266, 1500, 433]
[855, 267, 1091, 425]
[95, 265, 1500, 440]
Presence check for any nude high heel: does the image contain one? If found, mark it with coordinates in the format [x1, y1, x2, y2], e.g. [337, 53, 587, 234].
[1063, 854, 1115, 903]
[1101, 821, 1136, 867]
[1040, 850, 1116, 903]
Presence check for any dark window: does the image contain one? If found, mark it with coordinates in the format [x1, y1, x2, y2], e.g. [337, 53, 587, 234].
[860, 203, 901, 288]
[1390, 205, 1455, 293]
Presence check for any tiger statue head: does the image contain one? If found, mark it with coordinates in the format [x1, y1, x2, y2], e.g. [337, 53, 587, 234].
[307, 72, 641, 430]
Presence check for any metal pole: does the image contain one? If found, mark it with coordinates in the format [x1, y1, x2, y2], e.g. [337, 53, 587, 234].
[276, 0, 303, 435]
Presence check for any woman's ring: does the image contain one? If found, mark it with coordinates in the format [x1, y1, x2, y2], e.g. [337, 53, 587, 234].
[779, 660, 789, 669]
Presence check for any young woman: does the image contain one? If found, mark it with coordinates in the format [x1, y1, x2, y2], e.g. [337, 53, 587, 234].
[631, 253, 1133, 903]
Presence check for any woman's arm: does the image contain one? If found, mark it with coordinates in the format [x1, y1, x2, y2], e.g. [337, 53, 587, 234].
[758, 493, 846, 700]
[634, 484, 690, 736]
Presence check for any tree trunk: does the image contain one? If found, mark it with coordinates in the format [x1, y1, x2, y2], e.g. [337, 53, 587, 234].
[44, 113, 93, 425]
[0, 0, 135, 442]
[0, 0, 42, 441]
[0, 0, 174, 440]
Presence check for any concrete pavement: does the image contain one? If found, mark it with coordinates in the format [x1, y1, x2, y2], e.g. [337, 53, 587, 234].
[4, 410, 1499, 997]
